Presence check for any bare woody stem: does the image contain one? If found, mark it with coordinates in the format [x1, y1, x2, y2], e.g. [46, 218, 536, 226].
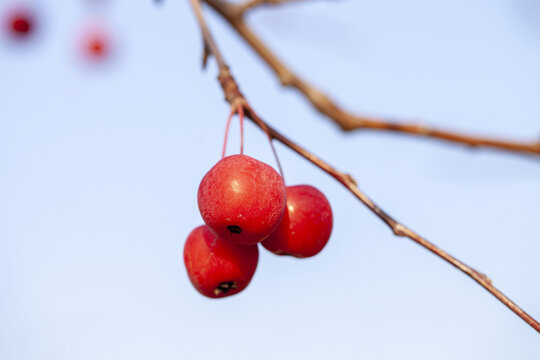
[204, 0, 540, 158]
[189, 0, 540, 333]
[238, 0, 311, 13]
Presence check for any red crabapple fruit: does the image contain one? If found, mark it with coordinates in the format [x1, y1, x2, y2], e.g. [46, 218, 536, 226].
[79, 24, 112, 63]
[184, 225, 259, 298]
[198, 154, 286, 245]
[5, 8, 35, 39]
[262, 185, 333, 258]
[87, 35, 108, 57]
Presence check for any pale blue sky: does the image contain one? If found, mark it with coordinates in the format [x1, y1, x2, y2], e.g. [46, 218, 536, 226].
[1, 0, 539, 359]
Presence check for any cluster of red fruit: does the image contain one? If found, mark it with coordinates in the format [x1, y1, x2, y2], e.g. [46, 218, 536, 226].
[184, 154, 333, 298]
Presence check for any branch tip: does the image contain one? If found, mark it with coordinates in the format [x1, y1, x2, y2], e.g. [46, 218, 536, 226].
[202, 45, 211, 69]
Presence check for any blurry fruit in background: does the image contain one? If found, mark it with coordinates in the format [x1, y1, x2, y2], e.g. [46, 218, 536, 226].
[86, 33, 108, 58]
[78, 22, 113, 64]
[4, 6, 36, 40]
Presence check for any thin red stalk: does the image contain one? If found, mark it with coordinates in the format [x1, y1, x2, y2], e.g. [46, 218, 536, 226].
[238, 104, 245, 155]
[221, 108, 236, 158]
[247, 104, 285, 181]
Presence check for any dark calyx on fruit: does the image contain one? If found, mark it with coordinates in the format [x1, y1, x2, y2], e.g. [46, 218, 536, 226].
[214, 281, 238, 296]
[227, 225, 242, 234]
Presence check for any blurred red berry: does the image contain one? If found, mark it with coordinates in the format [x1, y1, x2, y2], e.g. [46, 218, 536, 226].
[5, 9, 35, 39]
[78, 24, 113, 63]
[85, 33, 109, 59]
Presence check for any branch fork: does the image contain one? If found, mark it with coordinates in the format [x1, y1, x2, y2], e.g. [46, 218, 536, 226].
[204, 0, 540, 157]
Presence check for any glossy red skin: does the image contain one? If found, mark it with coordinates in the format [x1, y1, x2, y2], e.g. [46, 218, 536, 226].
[183, 225, 259, 299]
[262, 185, 333, 258]
[198, 155, 286, 245]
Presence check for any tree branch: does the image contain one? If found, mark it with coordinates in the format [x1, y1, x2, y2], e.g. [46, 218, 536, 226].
[238, 0, 313, 13]
[203, 0, 540, 158]
[189, 0, 540, 332]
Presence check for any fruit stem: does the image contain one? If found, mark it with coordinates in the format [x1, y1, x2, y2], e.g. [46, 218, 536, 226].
[247, 106, 286, 184]
[238, 104, 244, 155]
[221, 105, 245, 158]
[222, 107, 236, 158]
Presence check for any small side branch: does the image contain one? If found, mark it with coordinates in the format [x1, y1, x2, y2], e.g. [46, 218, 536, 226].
[204, 0, 540, 158]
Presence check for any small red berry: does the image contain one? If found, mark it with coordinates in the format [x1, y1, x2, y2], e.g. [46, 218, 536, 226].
[79, 25, 112, 62]
[88, 36, 107, 56]
[183, 225, 259, 298]
[262, 185, 333, 258]
[5, 9, 34, 39]
[198, 154, 287, 245]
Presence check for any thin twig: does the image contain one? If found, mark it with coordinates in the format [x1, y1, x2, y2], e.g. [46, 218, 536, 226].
[203, 0, 540, 158]
[191, 0, 228, 70]
[189, 0, 540, 332]
[239, 0, 311, 13]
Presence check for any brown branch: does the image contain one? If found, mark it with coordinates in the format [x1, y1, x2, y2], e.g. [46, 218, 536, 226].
[190, 0, 540, 332]
[238, 0, 313, 13]
[203, 0, 540, 158]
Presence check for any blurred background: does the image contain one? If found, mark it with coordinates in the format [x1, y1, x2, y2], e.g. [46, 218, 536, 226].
[1, 0, 539, 359]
